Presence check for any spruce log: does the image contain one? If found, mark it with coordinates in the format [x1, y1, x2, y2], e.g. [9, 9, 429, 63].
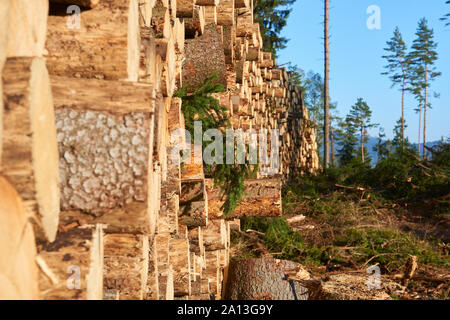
[50, 0, 100, 8]
[52, 76, 158, 237]
[203, 219, 227, 251]
[46, 0, 141, 81]
[224, 257, 309, 300]
[37, 224, 104, 300]
[7, 0, 47, 57]
[236, 10, 253, 37]
[183, 23, 227, 92]
[203, 6, 217, 25]
[223, 26, 236, 64]
[205, 178, 282, 219]
[1, 57, 60, 242]
[103, 233, 149, 300]
[151, 7, 171, 39]
[146, 238, 160, 299]
[0, 176, 39, 300]
[216, 0, 234, 26]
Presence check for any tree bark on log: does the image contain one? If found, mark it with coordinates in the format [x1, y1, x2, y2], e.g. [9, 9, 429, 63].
[1, 57, 60, 243]
[37, 224, 104, 300]
[183, 23, 227, 92]
[0, 176, 39, 300]
[224, 257, 310, 300]
[46, 0, 141, 81]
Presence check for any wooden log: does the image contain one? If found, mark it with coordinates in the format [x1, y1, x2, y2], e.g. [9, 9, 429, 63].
[206, 178, 282, 219]
[179, 179, 208, 227]
[146, 238, 160, 299]
[0, 0, 10, 167]
[1, 57, 60, 243]
[236, 10, 253, 37]
[169, 236, 191, 296]
[0, 176, 39, 300]
[103, 233, 149, 300]
[151, 7, 171, 39]
[184, 5, 205, 37]
[203, 219, 227, 251]
[223, 25, 236, 64]
[37, 224, 104, 300]
[203, 6, 217, 24]
[216, 0, 234, 26]
[183, 23, 227, 92]
[196, 0, 219, 5]
[176, 0, 195, 18]
[235, 0, 249, 9]
[204, 250, 220, 297]
[50, 0, 99, 8]
[46, 0, 141, 81]
[224, 257, 310, 300]
[7, 0, 47, 57]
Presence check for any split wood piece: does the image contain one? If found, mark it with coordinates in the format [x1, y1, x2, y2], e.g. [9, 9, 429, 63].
[179, 179, 208, 227]
[223, 257, 310, 300]
[205, 178, 282, 219]
[222, 26, 236, 64]
[216, 0, 234, 26]
[50, 0, 99, 8]
[166, 264, 174, 299]
[173, 18, 186, 54]
[181, 147, 204, 180]
[188, 227, 205, 257]
[0, 0, 9, 165]
[184, 5, 205, 37]
[0, 176, 39, 300]
[46, 0, 140, 81]
[236, 10, 253, 37]
[146, 238, 159, 299]
[59, 203, 152, 235]
[7, 0, 47, 57]
[52, 76, 158, 237]
[260, 52, 273, 68]
[37, 224, 104, 300]
[169, 236, 191, 296]
[151, 6, 171, 38]
[1, 57, 60, 243]
[153, 96, 168, 182]
[203, 219, 227, 251]
[246, 46, 260, 61]
[103, 233, 149, 300]
[204, 250, 220, 297]
[138, 0, 154, 27]
[176, 0, 195, 18]
[155, 233, 170, 299]
[201, 277, 210, 295]
[183, 23, 227, 92]
[203, 6, 217, 24]
[155, 39, 176, 97]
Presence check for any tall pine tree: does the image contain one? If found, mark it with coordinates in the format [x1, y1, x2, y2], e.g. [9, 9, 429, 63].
[382, 27, 409, 152]
[408, 18, 441, 159]
[347, 98, 378, 163]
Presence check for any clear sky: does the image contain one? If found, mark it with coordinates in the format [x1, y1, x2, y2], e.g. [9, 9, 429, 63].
[277, 0, 449, 142]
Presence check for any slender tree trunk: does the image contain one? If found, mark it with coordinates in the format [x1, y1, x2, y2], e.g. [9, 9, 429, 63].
[330, 127, 335, 166]
[423, 65, 428, 160]
[361, 126, 365, 163]
[323, 0, 330, 169]
[401, 70, 406, 152]
[418, 104, 422, 158]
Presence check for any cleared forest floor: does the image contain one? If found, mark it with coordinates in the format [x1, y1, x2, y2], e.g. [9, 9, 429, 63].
[230, 178, 449, 300]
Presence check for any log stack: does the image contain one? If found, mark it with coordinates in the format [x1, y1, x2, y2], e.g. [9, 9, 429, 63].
[0, 0, 319, 300]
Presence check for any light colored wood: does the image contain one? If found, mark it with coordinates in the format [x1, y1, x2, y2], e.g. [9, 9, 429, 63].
[46, 0, 141, 81]
[169, 236, 191, 296]
[103, 233, 149, 300]
[176, 0, 194, 17]
[216, 0, 233, 26]
[0, 0, 9, 167]
[203, 6, 217, 25]
[196, 0, 219, 5]
[37, 224, 104, 300]
[7, 0, 47, 57]
[1, 57, 60, 243]
[0, 176, 39, 300]
[147, 238, 159, 299]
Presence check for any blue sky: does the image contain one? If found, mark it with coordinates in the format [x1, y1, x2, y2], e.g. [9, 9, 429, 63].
[277, 0, 450, 142]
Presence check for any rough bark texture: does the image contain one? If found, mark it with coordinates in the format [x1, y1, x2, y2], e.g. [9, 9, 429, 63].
[183, 23, 226, 92]
[1, 57, 60, 243]
[0, 176, 39, 300]
[224, 257, 309, 300]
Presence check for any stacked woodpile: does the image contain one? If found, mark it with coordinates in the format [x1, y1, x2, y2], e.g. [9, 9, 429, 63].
[0, 0, 319, 300]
